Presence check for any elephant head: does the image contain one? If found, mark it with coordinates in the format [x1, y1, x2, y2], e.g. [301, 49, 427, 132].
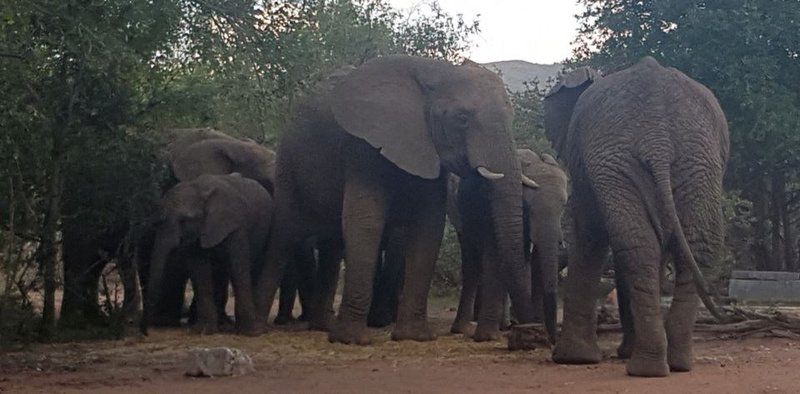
[141, 174, 248, 334]
[543, 67, 602, 159]
[329, 55, 536, 321]
[171, 138, 276, 194]
[518, 149, 568, 341]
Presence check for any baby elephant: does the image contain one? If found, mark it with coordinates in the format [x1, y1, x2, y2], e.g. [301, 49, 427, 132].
[142, 173, 272, 336]
[451, 149, 568, 342]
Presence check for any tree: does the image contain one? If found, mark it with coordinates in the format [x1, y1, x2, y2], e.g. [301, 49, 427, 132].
[0, 0, 481, 341]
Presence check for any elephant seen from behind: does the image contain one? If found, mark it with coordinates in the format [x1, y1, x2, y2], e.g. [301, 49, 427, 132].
[544, 57, 729, 377]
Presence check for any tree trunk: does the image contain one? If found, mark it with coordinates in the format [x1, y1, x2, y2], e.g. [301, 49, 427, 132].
[771, 171, 786, 271]
[751, 177, 771, 271]
[39, 127, 63, 340]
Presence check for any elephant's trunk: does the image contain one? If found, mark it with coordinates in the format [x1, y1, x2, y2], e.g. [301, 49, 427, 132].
[140, 224, 179, 335]
[531, 214, 562, 343]
[486, 158, 535, 324]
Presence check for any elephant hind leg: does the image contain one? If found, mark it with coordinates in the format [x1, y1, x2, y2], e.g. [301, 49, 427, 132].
[552, 191, 608, 365]
[309, 238, 342, 331]
[603, 196, 669, 377]
[667, 191, 723, 372]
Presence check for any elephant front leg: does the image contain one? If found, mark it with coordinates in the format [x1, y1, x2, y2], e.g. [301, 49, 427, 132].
[190, 258, 218, 335]
[329, 173, 387, 345]
[473, 240, 504, 341]
[275, 263, 300, 325]
[392, 180, 446, 342]
[451, 230, 480, 335]
[227, 237, 258, 336]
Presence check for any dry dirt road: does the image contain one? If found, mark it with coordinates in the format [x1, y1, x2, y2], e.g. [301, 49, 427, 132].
[2, 306, 800, 393]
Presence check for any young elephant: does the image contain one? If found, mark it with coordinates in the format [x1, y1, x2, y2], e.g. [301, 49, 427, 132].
[544, 57, 729, 377]
[141, 173, 272, 336]
[140, 129, 277, 328]
[450, 149, 567, 342]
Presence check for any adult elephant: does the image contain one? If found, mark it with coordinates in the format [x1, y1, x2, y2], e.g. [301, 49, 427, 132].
[142, 173, 272, 336]
[255, 55, 536, 345]
[170, 134, 276, 193]
[543, 57, 729, 377]
[450, 149, 567, 342]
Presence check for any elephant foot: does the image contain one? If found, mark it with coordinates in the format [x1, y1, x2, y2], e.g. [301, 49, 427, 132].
[667, 344, 693, 372]
[151, 316, 182, 328]
[273, 314, 297, 326]
[617, 335, 634, 359]
[235, 318, 260, 337]
[449, 320, 475, 336]
[472, 324, 500, 342]
[392, 319, 436, 342]
[367, 310, 394, 328]
[500, 319, 513, 331]
[552, 337, 601, 364]
[191, 321, 219, 335]
[308, 314, 333, 332]
[626, 354, 670, 377]
[328, 319, 371, 345]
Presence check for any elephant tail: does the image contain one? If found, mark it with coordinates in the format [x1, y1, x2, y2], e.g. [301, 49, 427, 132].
[652, 163, 730, 323]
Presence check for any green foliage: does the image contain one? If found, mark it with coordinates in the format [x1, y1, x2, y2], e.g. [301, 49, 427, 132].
[433, 222, 462, 296]
[508, 81, 553, 155]
[1, 0, 480, 338]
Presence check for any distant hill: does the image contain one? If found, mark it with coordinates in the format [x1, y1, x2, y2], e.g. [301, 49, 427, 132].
[482, 60, 563, 93]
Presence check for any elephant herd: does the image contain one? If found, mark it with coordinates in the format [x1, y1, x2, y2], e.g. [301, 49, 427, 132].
[138, 55, 729, 378]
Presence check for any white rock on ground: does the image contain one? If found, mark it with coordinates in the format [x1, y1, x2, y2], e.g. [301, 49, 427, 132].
[184, 347, 255, 377]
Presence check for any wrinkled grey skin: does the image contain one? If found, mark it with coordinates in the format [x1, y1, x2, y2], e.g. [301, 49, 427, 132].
[142, 174, 272, 336]
[169, 132, 276, 194]
[254, 56, 533, 345]
[544, 57, 729, 377]
[450, 149, 568, 342]
[141, 129, 277, 328]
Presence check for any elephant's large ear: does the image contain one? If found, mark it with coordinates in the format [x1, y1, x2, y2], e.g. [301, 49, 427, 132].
[330, 56, 443, 179]
[199, 181, 244, 249]
[545, 67, 601, 98]
[171, 140, 235, 182]
[543, 67, 601, 157]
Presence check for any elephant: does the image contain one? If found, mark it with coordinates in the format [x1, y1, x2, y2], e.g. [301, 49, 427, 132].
[141, 129, 277, 327]
[169, 133, 276, 193]
[254, 55, 538, 345]
[141, 173, 273, 336]
[543, 57, 729, 377]
[450, 149, 568, 342]
[273, 226, 407, 330]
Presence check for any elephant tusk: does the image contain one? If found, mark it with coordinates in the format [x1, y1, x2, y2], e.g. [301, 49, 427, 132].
[477, 166, 505, 180]
[521, 174, 540, 189]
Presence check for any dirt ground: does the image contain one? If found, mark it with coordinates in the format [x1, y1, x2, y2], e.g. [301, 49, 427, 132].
[3, 301, 800, 394]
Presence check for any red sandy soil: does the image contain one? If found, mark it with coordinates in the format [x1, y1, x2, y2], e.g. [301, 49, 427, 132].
[2, 303, 800, 394]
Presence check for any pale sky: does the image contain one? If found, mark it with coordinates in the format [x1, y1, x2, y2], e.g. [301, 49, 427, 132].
[389, 0, 582, 64]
